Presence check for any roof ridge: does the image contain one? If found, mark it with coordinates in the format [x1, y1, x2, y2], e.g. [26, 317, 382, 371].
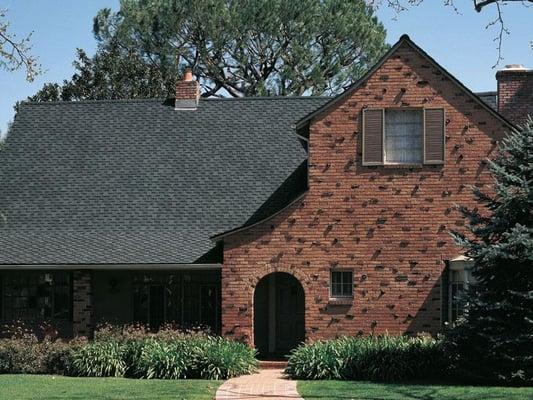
[21, 95, 332, 106]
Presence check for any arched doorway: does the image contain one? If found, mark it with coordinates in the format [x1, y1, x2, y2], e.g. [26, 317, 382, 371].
[253, 272, 305, 358]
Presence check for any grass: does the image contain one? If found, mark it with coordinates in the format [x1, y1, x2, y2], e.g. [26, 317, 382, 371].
[0, 375, 221, 400]
[298, 380, 533, 400]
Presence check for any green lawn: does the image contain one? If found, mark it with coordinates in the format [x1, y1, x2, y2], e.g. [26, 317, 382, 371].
[298, 380, 533, 400]
[0, 375, 221, 400]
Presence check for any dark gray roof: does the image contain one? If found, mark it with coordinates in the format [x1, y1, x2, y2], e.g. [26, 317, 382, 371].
[0, 97, 329, 265]
[476, 91, 497, 110]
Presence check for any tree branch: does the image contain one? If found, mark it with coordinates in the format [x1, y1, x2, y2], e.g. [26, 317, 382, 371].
[0, 8, 41, 81]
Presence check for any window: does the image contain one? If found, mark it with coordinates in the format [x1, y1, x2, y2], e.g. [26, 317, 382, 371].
[384, 109, 423, 164]
[446, 259, 475, 326]
[330, 270, 353, 298]
[132, 272, 220, 333]
[1, 272, 71, 321]
[362, 108, 445, 166]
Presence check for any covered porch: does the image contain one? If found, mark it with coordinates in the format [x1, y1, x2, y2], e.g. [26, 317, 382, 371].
[0, 265, 221, 338]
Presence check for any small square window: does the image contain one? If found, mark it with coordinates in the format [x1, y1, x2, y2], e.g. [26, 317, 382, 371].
[385, 109, 423, 164]
[330, 270, 353, 298]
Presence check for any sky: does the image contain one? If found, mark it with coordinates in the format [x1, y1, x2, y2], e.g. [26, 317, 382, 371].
[1, 0, 532, 134]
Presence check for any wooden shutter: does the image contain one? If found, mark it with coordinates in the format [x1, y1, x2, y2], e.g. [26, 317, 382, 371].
[362, 108, 384, 165]
[424, 108, 445, 164]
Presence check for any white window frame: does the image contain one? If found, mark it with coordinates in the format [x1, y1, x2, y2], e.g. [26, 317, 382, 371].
[448, 258, 475, 325]
[383, 108, 424, 165]
[329, 269, 354, 299]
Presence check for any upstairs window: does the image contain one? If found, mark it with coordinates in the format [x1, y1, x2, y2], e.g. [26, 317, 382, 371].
[330, 270, 353, 298]
[362, 108, 445, 166]
[384, 109, 423, 164]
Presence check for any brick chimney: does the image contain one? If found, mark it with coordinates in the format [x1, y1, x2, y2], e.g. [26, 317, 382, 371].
[496, 64, 533, 126]
[175, 68, 200, 110]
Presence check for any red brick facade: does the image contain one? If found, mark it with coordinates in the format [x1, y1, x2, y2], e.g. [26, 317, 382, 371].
[73, 271, 93, 337]
[497, 67, 533, 126]
[220, 41, 509, 345]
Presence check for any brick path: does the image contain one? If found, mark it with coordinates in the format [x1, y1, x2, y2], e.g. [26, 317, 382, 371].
[215, 369, 302, 400]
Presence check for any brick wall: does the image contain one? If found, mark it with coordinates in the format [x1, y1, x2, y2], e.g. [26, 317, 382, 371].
[497, 68, 533, 126]
[72, 270, 93, 337]
[221, 41, 509, 345]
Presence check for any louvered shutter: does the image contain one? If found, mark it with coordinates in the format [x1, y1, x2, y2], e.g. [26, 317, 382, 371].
[362, 108, 384, 165]
[424, 108, 445, 164]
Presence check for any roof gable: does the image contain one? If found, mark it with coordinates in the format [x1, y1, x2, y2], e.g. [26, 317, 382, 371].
[295, 35, 514, 133]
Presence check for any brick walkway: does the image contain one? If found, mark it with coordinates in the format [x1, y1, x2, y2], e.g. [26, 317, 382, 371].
[215, 369, 302, 400]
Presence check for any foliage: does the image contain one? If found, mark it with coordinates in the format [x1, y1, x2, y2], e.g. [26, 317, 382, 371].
[446, 119, 533, 385]
[0, 324, 256, 380]
[30, 0, 388, 101]
[0, 8, 41, 81]
[285, 334, 444, 382]
[70, 340, 128, 378]
[194, 337, 258, 380]
[69, 324, 256, 380]
[0, 334, 83, 375]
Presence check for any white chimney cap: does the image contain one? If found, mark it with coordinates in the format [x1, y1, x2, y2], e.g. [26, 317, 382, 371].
[503, 64, 527, 70]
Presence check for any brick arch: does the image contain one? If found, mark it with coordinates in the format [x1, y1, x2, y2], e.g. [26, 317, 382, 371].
[252, 264, 312, 300]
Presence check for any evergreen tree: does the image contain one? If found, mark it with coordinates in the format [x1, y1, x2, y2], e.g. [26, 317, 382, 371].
[30, 0, 388, 101]
[447, 119, 533, 385]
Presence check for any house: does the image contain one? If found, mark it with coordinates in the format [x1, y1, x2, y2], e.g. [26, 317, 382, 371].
[0, 35, 531, 357]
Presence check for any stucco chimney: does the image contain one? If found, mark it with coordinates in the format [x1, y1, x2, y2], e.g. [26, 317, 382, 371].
[175, 68, 200, 110]
[496, 64, 533, 126]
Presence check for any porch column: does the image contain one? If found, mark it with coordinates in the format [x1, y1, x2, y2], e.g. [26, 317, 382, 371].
[72, 270, 93, 337]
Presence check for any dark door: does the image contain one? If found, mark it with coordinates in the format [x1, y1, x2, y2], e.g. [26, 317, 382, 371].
[254, 272, 305, 358]
[275, 274, 305, 353]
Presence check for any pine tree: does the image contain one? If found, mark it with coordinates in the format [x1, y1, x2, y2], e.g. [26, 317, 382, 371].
[447, 118, 533, 385]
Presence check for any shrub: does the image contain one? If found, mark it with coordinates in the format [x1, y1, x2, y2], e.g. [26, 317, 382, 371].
[285, 334, 445, 382]
[195, 337, 257, 380]
[132, 339, 192, 379]
[70, 325, 257, 380]
[0, 324, 257, 380]
[70, 340, 127, 377]
[0, 334, 81, 375]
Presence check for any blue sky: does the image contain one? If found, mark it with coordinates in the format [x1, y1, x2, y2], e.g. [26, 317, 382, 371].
[1, 0, 532, 134]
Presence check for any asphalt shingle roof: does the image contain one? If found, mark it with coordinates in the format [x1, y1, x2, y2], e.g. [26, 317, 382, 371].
[476, 91, 498, 110]
[0, 97, 329, 265]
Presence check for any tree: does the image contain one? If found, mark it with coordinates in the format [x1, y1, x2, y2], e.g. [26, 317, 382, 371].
[370, 0, 533, 66]
[0, 8, 41, 81]
[447, 120, 533, 384]
[31, 0, 388, 101]
[29, 45, 172, 102]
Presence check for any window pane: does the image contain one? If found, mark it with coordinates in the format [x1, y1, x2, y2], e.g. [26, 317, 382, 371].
[385, 109, 423, 163]
[331, 271, 353, 297]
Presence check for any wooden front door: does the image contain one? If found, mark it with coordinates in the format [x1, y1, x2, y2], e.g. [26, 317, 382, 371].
[254, 272, 305, 358]
[275, 274, 305, 354]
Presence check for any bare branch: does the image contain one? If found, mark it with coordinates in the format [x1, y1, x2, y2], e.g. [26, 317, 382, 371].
[474, 0, 533, 12]
[0, 8, 41, 81]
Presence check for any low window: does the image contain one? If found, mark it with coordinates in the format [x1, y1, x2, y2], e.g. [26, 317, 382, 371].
[447, 259, 475, 325]
[330, 270, 353, 298]
[385, 109, 423, 164]
[1, 272, 71, 321]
